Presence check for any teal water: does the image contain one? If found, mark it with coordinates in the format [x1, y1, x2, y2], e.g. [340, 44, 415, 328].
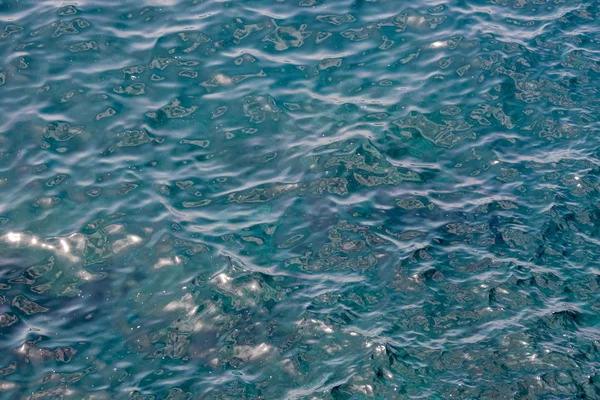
[1, 0, 600, 398]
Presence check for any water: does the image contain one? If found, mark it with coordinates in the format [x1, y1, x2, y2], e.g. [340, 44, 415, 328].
[1, 0, 600, 398]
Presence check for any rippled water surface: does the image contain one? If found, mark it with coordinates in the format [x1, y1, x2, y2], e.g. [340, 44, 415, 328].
[2, 0, 600, 398]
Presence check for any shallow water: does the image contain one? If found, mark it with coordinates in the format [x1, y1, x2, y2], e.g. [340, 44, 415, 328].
[1, 0, 600, 398]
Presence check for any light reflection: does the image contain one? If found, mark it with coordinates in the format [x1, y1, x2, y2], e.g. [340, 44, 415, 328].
[0, 382, 17, 391]
[60, 239, 70, 253]
[407, 15, 425, 25]
[3, 231, 81, 263]
[429, 41, 446, 48]
[113, 235, 144, 253]
[4, 230, 144, 267]
[77, 270, 94, 281]
[232, 343, 271, 361]
[215, 73, 232, 85]
[163, 293, 198, 316]
[153, 256, 182, 269]
[7, 232, 21, 242]
[129, 235, 142, 243]
[310, 318, 334, 334]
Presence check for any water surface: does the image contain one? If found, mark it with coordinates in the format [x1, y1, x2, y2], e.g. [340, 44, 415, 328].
[1, 0, 600, 398]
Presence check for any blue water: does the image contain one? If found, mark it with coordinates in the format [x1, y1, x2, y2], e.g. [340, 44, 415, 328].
[1, 0, 600, 398]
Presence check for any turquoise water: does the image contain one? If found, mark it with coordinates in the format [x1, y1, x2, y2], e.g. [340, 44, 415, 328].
[1, 0, 600, 398]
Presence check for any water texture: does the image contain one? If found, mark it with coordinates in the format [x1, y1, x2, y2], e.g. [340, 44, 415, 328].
[1, 0, 600, 398]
